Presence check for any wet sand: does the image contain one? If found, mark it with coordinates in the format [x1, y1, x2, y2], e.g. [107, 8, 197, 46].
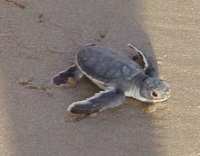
[0, 0, 200, 155]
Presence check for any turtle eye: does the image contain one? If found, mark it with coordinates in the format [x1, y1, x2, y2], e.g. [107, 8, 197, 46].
[151, 91, 158, 98]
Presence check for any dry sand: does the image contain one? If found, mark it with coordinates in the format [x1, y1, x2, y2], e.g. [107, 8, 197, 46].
[0, 0, 200, 156]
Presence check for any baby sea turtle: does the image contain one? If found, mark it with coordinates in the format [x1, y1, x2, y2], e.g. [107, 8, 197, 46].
[52, 44, 171, 114]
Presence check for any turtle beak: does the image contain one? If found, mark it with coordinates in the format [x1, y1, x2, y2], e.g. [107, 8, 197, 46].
[150, 81, 171, 103]
[160, 81, 171, 101]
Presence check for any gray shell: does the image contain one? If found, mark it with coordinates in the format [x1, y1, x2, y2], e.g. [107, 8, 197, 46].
[76, 46, 145, 90]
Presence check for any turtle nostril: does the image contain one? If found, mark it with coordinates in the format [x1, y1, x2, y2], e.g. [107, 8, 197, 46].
[152, 91, 158, 98]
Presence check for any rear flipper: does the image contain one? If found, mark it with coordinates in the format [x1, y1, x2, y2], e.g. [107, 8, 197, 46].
[67, 88, 125, 114]
[52, 65, 83, 86]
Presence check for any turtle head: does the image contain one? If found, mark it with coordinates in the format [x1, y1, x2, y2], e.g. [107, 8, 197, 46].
[139, 77, 171, 103]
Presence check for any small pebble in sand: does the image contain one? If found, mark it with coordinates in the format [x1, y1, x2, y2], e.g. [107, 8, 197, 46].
[163, 54, 168, 58]
[157, 60, 163, 65]
[38, 13, 45, 23]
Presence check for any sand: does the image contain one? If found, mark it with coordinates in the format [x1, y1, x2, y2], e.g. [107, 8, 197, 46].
[0, 0, 200, 155]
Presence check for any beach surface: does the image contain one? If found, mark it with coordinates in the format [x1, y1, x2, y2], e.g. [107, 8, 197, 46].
[0, 0, 200, 155]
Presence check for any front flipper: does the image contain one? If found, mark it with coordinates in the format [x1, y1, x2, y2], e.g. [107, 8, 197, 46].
[127, 43, 148, 70]
[52, 65, 83, 86]
[67, 88, 125, 114]
[127, 43, 159, 77]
